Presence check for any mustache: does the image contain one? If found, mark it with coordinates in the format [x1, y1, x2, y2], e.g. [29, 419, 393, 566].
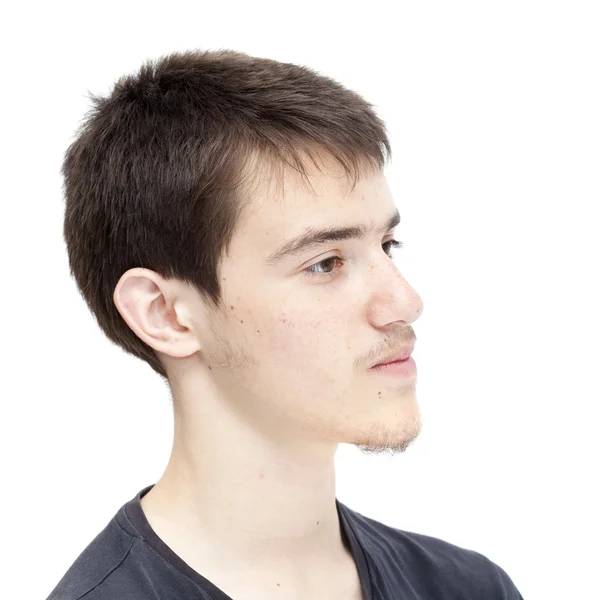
[368, 328, 416, 360]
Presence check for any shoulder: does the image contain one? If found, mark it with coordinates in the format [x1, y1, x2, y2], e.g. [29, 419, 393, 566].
[45, 511, 215, 600]
[45, 517, 137, 600]
[339, 503, 523, 599]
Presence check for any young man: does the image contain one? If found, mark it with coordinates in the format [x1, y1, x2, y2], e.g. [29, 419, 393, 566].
[48, 49, 523, 599]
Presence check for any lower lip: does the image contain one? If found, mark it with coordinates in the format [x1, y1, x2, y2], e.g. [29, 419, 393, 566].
[369, 356, 417, 377]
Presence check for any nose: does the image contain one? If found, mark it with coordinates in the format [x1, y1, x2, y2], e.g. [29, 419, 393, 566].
[365, 257, 424, 328]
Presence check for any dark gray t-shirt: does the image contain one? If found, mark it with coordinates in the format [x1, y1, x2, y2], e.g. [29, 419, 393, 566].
[46, 484, 524, 599]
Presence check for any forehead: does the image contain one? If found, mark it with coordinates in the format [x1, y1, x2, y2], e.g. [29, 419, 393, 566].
[235, 161, 396, 256]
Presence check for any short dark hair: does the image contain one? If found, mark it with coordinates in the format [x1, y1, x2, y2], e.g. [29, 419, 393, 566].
[62, 48, 392, 381]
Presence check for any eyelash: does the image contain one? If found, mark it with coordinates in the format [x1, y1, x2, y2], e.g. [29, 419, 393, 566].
[303, 240, 404, 278]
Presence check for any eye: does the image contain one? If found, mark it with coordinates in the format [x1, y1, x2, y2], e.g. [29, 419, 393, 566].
[303, 239, 403, 278]
[383, 239, 403, 257]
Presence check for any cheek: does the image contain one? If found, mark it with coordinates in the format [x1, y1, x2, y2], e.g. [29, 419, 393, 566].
[231, 296, 351, 368]
[240, 310, 316, 358]
[267, 311, 350, 370]
[225, 305, 306, 357]
[269, 312, 305, 353]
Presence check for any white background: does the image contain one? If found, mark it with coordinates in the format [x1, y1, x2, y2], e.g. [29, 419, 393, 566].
[2, 1, 599, 599]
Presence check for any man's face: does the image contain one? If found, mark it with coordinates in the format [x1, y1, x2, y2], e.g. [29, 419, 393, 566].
[197, 157, 424, 454]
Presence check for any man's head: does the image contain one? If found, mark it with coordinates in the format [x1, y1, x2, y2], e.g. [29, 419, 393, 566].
[62, 49, 423, 454]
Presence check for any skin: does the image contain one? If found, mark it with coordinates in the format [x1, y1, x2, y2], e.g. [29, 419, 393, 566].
[113, 151, 424, 598]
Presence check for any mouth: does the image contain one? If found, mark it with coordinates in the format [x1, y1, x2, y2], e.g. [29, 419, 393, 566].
[370, 344, 415, 368]
[369, 356, 417, 377]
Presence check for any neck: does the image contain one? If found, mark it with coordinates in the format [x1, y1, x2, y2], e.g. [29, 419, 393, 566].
[140, 402, 350, 574]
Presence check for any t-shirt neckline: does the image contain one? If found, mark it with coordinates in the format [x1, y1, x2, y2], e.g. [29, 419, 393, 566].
[121, 484, 373, 600]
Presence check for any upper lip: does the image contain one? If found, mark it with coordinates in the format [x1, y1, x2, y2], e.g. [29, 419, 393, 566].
[370, 344, 415, 368]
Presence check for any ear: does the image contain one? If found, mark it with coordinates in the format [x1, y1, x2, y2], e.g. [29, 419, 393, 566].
[113, 268, 201, 360]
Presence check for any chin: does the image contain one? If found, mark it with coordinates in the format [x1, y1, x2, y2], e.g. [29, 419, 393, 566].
[348, 407, 423, 456]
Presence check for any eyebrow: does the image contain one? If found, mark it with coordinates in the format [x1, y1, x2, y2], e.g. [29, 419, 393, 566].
[265, 209, 401, 265]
